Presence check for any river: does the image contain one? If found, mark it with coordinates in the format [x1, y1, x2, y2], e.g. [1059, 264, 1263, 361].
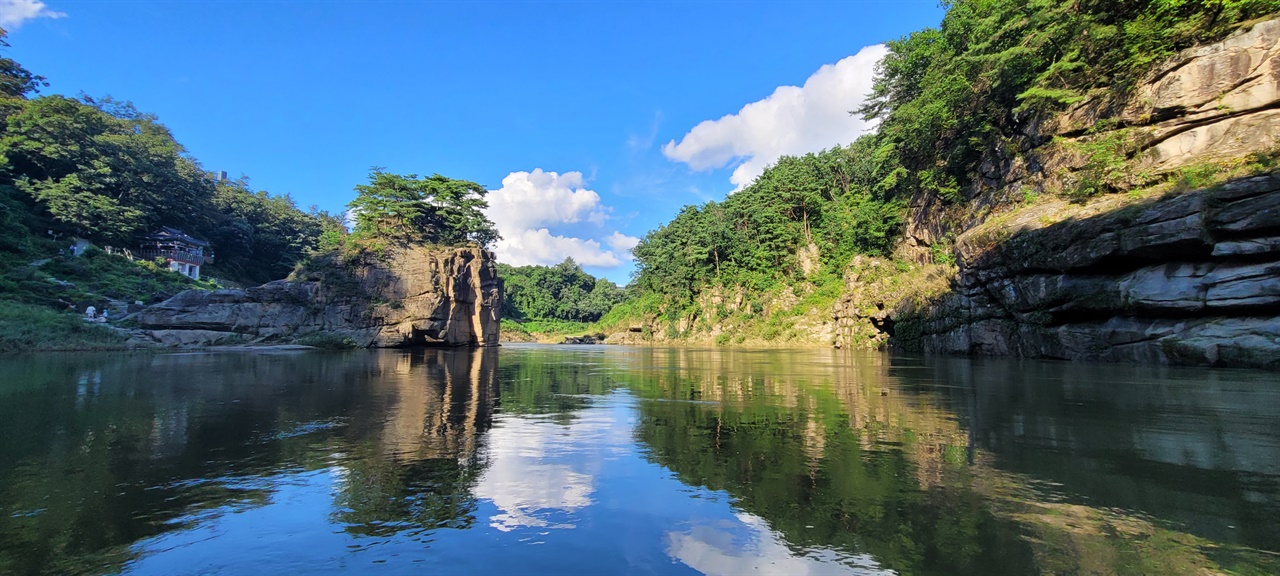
[0, 345, 1276, 575]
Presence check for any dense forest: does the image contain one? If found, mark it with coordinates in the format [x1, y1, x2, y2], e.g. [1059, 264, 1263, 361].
[626, 0, 1280, 321]
[0, 28, 337, 290]
[498, 259, 626, 335]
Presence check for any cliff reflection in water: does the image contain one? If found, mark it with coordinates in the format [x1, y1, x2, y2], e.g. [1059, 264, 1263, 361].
[614, 347, 1280, 575]
[0, 346, 1276, 575]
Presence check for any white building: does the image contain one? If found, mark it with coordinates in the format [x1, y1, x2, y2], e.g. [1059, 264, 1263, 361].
[137, 227, 213, 279]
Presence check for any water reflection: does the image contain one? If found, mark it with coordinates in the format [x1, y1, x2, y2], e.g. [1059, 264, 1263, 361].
[0, 346, 1275, 575]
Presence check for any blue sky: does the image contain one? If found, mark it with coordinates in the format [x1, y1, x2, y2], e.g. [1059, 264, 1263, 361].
[4, 0, 943, 283]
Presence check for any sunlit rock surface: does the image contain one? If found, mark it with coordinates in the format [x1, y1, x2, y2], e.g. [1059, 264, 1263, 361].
[900, 174, 1280, 368]
[133, 245, 501, 348]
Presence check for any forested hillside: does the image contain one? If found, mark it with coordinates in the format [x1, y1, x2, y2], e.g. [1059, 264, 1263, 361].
[0, 28, 340, 349]
[0, 52, 339, 286]
[498, 259, 626, 340]
[613, 0, 1280, 346]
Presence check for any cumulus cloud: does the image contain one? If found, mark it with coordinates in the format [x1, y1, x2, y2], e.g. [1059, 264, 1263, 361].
[606, 231, 640, 257]
[667, 512, 891, 576]
[493, 229, 626, 268]
[662, 44, 888, 189]
[486, 169, 608, 233]
[485, 169, 639, 269]
[0, 0, 66, 29]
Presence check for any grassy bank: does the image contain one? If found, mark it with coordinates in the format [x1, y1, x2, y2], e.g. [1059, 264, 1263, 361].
[0, 301, 128, 353]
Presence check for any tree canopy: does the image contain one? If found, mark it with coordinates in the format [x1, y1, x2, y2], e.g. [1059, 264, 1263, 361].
[631, 144, 903, 304]
[0, 33, 333, 287]
[499, 258, 626, 323]
[860, 0, 1280, 203]
[348, 169, 498, 248]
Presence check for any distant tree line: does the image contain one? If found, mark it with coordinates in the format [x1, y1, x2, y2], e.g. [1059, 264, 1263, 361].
[499, 259, 626, 323]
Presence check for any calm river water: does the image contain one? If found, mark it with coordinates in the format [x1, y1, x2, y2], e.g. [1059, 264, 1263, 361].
[0, 345, 1277, 575]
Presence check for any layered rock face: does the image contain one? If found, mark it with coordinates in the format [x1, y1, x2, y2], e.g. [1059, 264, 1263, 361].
[133, 245, 501, 348]
[899, 17, 1280, 263]
[902, 174, 1280, 369]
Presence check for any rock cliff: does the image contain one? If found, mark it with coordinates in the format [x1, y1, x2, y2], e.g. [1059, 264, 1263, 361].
[898, 17, 1280, 262]
[132, 245, 501, 348]
[862, 17, 1280, 368]
[895, 174, 1280, 369]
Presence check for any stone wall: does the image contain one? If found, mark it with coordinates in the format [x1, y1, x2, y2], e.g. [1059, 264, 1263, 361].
[899, 173, 1280, 369]
[132, 245, 501, 348]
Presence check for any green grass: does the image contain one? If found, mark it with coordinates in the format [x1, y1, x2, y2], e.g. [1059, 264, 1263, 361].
[1, 246, 214, 312]
[0, 301, 127, 353]
[0, 245, 215, 352]
[502, 318, 595, 339]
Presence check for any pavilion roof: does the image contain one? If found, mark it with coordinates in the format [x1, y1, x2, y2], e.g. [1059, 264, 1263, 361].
[140, 226, 209, 247]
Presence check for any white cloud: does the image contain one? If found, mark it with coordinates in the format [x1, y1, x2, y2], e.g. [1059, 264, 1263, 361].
[486, 169, 607, 233]
[667, 512, 892, 576]
[485, 169, 639, 269]
[662, 44, 888, 189]
[493, 228, 625, 268]
[0, 0, 66, 29]
[606, 231, 640, 261]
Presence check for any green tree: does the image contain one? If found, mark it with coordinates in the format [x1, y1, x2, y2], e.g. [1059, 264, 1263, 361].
[497, 258, 626, 322]
[0, 95, 212, 243]
[0, 27, 46, 100]
[348, 169, 498, 247]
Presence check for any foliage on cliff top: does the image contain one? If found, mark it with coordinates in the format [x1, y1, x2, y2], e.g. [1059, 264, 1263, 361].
[861, 0, 1280, 203]
[348, 169, 499, 248]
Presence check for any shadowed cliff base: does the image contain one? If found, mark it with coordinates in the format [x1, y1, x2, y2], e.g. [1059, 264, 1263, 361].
[891, 172, 1280, 369]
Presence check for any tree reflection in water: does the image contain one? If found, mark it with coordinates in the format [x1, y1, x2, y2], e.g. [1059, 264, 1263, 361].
[0, 346, 1276, 575]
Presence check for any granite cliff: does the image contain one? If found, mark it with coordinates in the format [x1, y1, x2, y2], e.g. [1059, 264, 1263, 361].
[131, 245, 501, 348]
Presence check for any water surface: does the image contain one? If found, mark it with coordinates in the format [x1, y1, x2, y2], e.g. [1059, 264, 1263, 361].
[0, 346, 1277, 575]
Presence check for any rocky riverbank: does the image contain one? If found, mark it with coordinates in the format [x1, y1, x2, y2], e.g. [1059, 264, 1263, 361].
[128, 245, 502, 348]
[894, 174, 1280, 369]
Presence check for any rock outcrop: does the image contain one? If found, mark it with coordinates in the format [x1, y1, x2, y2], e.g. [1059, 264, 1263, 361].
[132, 245, 501, 348]
[897, 173, 1280, 369]
[898, 17, 1280, 264]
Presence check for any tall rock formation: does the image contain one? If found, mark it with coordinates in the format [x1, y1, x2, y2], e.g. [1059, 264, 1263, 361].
[133, 245, 501, 348]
